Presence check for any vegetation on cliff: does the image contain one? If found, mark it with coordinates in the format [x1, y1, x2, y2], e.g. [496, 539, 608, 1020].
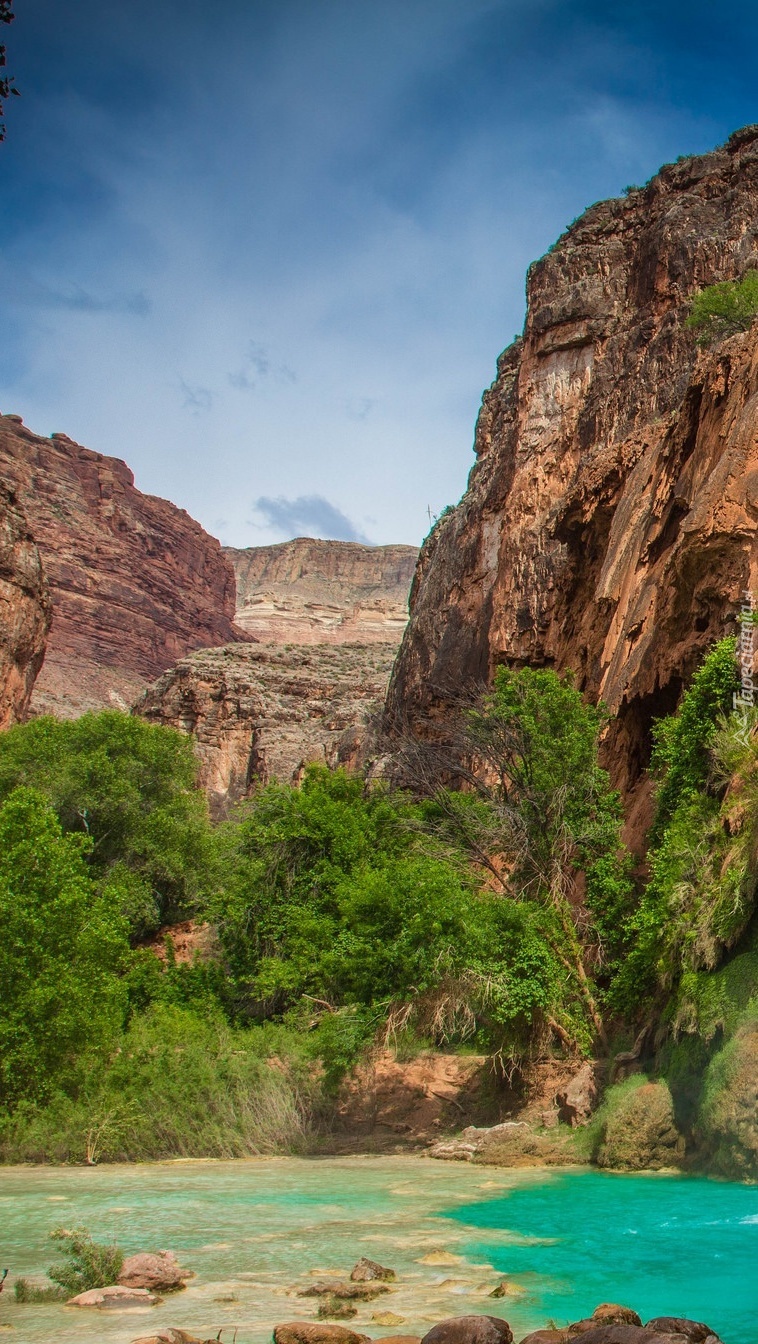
[686, 270, 758, 344]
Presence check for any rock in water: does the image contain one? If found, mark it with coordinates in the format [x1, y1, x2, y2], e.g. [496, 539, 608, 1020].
[0, 479, 50, 728]
[568, 1308, 643, 1335]
[421, 1316, 514, 1344]
[518, 1333, 568, 1344]
[645, 1322, 719, 1342]
[350, 1256, 396, 1282]
[118, 1251, 192, 1292]
[317, 1298, 358, 1320]
[274, 1325, 372, 1344]
[130, 1332, 205, 1344]
[566, 1329, 689, 1343]
[298, 1280, 390, 1300]
[384, 126, 758, 847]
[68, 1285, 161, 1308]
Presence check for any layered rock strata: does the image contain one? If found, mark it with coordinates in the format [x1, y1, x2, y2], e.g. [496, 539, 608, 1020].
[136, 643, 396, 812]
[0, 482, 51, 727]
[386, 127, 758, 825]
[227, 538, 418, 644]
[0, 414, 248, 716]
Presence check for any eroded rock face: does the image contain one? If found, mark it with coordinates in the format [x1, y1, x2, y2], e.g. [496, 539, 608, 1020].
[386, 127, 758, 836]
[597, 1080, 685, 1171]
[0, 414, 248, 717]
[0, 479, 50, 728]
[135, 643, 396, 812]
[227, 538, 418, 645]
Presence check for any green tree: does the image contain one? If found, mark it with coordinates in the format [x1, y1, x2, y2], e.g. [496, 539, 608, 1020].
[0, 712, 215, 934]
[409, 666, 634, 1045]
[210, 767, 470, 1013]
[686, 271, 758, 345]
[0, 788, 130, 1108]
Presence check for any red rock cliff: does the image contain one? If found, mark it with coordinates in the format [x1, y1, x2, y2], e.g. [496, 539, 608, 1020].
[0, 482, 51, 728]
[0, 415, 248, 716]
[386, 126, 758, 821]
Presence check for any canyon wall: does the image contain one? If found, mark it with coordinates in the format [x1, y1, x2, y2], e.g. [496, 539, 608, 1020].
[226, 537, 418, 644]
[0, 483, 51, 728]
[387, 125, 758, 825]
[0, 415, 249, 717]
[137, 643, 396, 813]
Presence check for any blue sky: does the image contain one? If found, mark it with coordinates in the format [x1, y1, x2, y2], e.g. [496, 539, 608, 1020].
[1, 0, 757, 547]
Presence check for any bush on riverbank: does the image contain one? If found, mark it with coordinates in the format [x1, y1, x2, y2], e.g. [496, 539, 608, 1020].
[0, 1005, 318, 1162]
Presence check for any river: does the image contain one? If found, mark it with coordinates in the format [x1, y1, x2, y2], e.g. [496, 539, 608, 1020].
[1, 1157, 755, 1343]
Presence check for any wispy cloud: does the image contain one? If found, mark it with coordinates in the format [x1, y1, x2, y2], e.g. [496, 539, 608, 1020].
[252, 494, 371, 543]
[7, 276, 150, 315]
[179, 379, 214, 414]
[229, 341, 297, 392]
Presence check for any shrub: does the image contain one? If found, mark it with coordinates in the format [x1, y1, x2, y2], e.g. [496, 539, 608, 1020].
[686, 270, 758, 344]
[48, 1226, 123, 1295]
[14, 1278, 67, 1302]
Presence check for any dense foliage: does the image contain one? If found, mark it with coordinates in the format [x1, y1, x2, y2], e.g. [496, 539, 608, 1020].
[686, 270, 758, 344]
[0, 712, 215, 934]
[613, 640, 745, 1012]
[0, 788, 130, 1108]
[3, 636, 758, 1169]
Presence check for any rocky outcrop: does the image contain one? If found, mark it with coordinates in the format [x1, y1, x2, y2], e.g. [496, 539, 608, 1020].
[0, 480, 50, 728]
[136, 643, 396, 812]
[334, 1050, 501, 1150]
[596, 1080, 685, 1170]
[386, 127, 758, 834]
[0, 414, 248, 717]
[227, 538, 418, 644]
[697, 1019, 758, 1178]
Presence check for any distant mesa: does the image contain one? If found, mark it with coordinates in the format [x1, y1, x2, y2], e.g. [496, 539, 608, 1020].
[225, 536, 419, 646]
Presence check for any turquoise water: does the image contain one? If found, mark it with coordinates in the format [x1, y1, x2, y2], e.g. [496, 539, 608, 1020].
[0, 1158, 754, 1344]
[446, 1168, 758, 1344]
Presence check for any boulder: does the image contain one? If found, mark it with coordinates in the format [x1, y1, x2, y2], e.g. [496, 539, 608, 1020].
[350, 1257, 396, 1282]
[68, 1285, 161, 1309]
[591, 1311, 642, 1329]
[518, 1333, 568, 1344]
[596, 1082, 685, 1171]
[556, 1062, 598, 1127]
[489, 1282, 510, 1299]
[274, 1325, 372, 1344]
[317, 1299, 358, 1321]
[380, 1338, 421, 1344]
[421, 1316, 514, 1344]
[299, 1280, 390, 1301]
[644, 1322, 719, 1343]
[565, 1329, 688, 1343]
[119, 1251, 192, 1292]
[569, 1308, 643, 1335]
